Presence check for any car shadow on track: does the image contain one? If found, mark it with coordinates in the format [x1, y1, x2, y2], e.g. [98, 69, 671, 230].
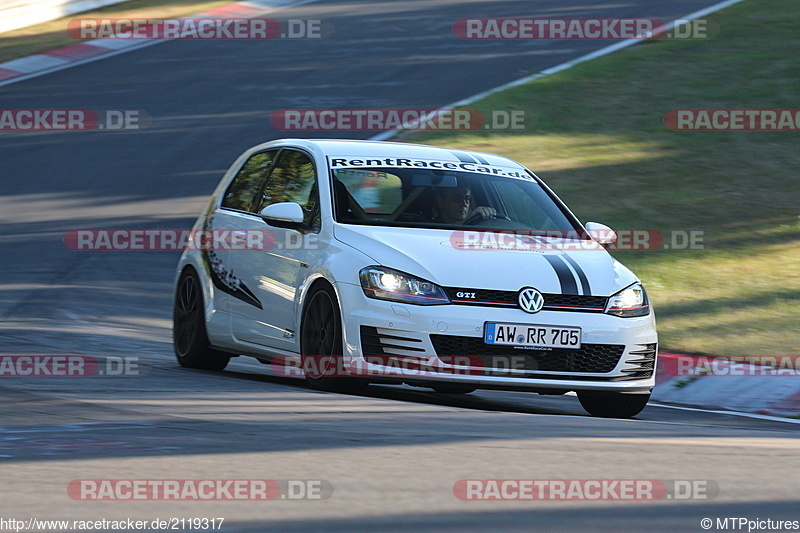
[200, 361, 800, 429]
[208, 361, 589, 418]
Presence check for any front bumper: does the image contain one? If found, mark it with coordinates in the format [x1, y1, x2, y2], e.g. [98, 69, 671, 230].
[335, 282, 657, 393]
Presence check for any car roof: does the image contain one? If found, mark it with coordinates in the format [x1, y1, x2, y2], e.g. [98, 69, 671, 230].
[252, 138, 527, 170]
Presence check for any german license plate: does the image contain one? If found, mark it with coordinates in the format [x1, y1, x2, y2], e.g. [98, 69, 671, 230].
[484, 323, 581, 349]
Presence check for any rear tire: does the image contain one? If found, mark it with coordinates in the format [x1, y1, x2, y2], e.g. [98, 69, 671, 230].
[173, 269, 230, 371]
[577, 392, 650, 418]
[300, 283, 367, 394]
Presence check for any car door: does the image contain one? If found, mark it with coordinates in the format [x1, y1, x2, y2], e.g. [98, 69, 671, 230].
[228, 148, 321, 351]
[209, 149, 278, 332]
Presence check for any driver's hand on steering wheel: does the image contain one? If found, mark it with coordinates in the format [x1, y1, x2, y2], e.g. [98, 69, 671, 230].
[473, 206, 497, 220]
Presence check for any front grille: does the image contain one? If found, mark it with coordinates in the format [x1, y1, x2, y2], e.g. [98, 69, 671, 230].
[443, 287, 607, 312]
[445, 288, 516, 306]
[430, 334, 624, 374]
[545, 294, 608, 310]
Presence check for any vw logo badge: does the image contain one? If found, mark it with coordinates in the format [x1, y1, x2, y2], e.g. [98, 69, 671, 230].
[518, 287, 544, 313]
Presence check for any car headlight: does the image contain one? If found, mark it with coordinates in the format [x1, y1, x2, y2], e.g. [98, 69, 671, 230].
[605, 283, 650, 317]
[359, 266, 450, 305]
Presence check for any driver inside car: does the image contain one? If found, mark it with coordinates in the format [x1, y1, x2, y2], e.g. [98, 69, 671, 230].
[433, 185, 496, 224]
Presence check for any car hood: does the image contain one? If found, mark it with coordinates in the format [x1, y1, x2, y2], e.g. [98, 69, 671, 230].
[333, 224, 638, 296]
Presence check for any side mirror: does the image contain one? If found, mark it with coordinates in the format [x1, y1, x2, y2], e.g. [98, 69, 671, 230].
[585, 221, 617, 245]
[259, 202, 308, 231]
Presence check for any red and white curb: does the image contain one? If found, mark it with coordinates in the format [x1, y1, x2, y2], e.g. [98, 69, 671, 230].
[653, 353, 800, 417]
[0, 0, 318, 87]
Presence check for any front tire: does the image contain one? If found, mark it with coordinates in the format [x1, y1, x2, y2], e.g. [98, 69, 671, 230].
[173, 269, 230, 371]
[300, 283, 367, 394]
[577, 392, 650, 418]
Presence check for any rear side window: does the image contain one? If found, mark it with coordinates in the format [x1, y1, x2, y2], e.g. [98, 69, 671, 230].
[221, 150, 277, 212]
[256, 149, 320, 229]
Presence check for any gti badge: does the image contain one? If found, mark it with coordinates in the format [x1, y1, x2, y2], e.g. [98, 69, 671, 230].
[518, 287, 544, 313]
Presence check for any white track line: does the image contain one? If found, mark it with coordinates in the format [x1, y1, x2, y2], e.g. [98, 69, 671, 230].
[370, 0, 750, 141]
[650, 402, 800, 424]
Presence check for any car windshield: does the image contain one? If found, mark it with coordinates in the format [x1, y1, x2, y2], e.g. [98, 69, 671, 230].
[330, 166, 584, 233]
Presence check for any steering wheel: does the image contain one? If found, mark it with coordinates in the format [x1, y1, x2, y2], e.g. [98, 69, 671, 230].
[463, 212, 511, 225]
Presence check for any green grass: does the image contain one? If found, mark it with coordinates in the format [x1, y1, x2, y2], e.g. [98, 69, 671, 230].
[408, 0, 800, 356]
[0, 0, 231, 63]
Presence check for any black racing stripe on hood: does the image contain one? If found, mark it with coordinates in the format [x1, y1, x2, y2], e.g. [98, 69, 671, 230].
[450, 151, 477, 163]
[472, 153, 490, 165]
[561, 254, 591, 296]
[543, 255, 579, 295]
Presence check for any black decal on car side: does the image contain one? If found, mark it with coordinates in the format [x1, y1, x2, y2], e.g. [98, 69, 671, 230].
[200, 214, 263, 309]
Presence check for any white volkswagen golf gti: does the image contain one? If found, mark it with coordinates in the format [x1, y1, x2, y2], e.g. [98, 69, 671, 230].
[173, 139, 657, 418]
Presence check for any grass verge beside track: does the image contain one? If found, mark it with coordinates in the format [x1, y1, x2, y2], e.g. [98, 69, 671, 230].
[407, 0, 799, 356]
[0, 0, 231, 63]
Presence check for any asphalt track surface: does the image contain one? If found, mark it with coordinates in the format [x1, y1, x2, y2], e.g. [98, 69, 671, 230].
[1, 1, 798, 531]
